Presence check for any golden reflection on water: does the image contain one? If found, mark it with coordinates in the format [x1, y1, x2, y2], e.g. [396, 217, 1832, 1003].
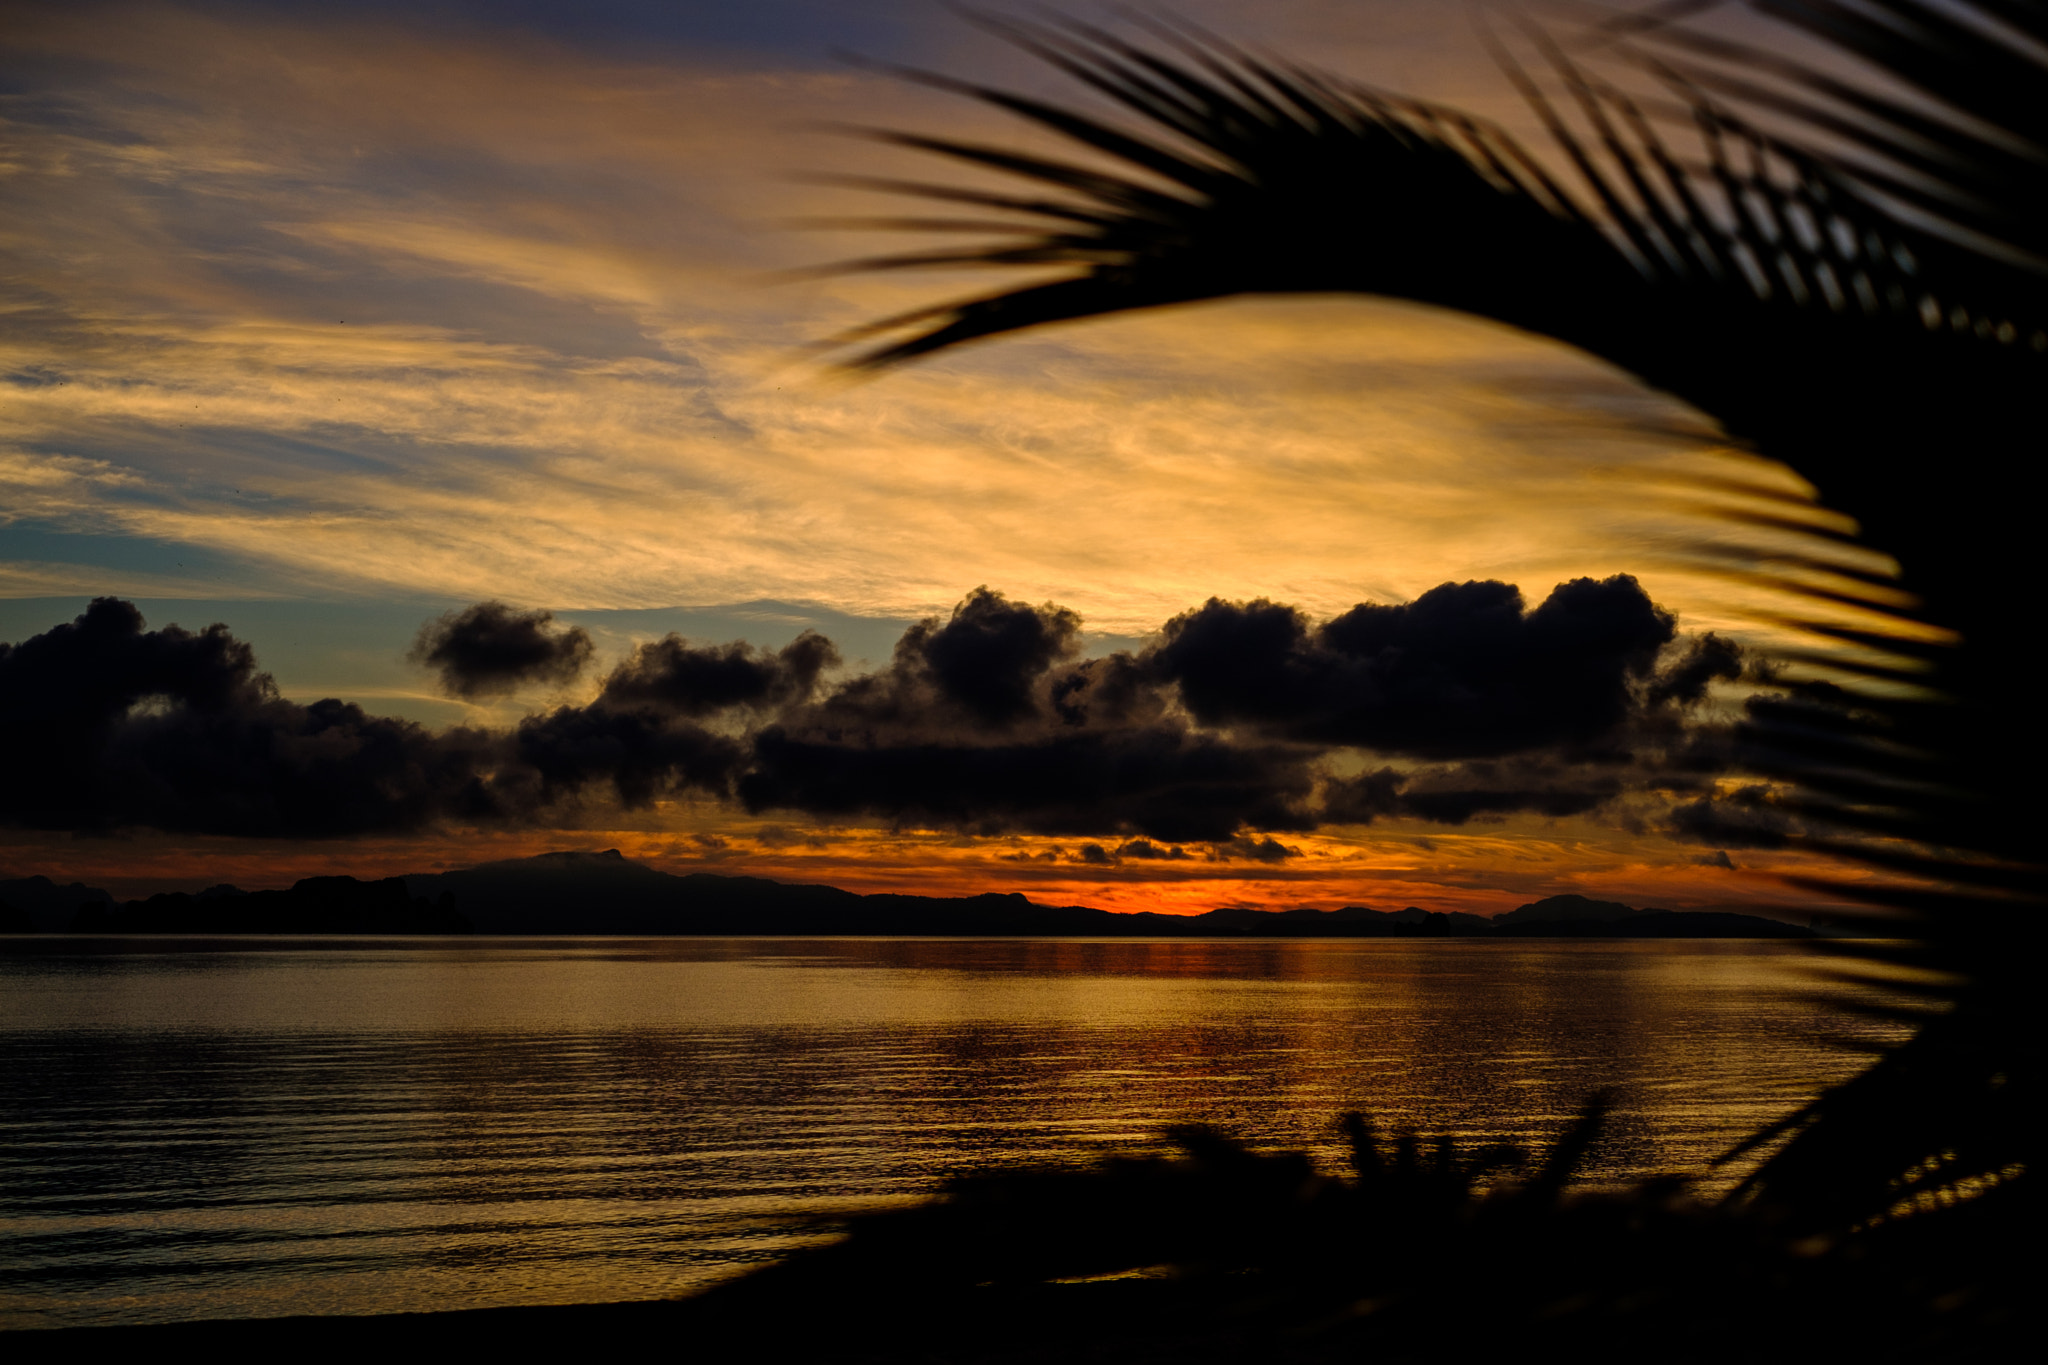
[0, 938, 1906, 1328]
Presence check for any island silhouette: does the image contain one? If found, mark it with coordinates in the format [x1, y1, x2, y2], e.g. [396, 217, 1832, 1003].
[1, 848, 1817, 939]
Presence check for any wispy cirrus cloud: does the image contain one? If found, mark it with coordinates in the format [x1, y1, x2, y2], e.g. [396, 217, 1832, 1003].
[2, 1, 1896, 648]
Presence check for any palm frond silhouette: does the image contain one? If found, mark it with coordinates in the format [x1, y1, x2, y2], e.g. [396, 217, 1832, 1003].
[727, 1, 2041, 1352]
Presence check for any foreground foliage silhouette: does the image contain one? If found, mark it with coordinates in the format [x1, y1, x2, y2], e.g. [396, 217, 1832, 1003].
[686, 1101, 2019, 1360]
[703, 2, 2042, 1356]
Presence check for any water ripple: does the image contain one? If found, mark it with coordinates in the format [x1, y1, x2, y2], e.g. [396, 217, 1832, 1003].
[0, 938, 1905, 1328]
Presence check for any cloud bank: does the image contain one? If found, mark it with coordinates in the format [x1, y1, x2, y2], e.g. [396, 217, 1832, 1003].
[0, 0, 1896, 670]
[2, 582, 1765, 844]
[0, 598, 505, 837]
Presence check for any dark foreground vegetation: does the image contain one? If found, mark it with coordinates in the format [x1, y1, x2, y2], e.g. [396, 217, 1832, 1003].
[692, 1103, 2025, 1361]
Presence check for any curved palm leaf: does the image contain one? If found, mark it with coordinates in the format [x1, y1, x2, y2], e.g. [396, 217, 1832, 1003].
[820, 4, 2042, 1245]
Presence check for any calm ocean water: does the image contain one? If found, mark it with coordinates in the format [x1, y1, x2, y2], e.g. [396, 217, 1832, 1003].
[0, 936, 1906, 1330]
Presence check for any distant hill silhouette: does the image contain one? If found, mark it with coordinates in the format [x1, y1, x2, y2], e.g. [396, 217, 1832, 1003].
[397, 849, 1508, 936]
[56, 876, 467, 935]
[1494, 894, 1653, 927]
[0, 876, 115, 933]
[2, 850, 1814, 938]
[1493, 894, 1812, 939]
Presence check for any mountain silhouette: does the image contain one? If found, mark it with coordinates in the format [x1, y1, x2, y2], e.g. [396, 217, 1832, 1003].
[3, 849, 1812, 938]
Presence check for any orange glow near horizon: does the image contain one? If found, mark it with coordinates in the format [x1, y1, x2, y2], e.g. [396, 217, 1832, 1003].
[0, 816, 1865, 923]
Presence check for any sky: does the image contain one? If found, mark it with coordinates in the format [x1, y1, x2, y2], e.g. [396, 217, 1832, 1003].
[0, 0, 1929, 913]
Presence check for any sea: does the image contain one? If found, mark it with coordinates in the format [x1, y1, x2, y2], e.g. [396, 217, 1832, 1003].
[0, 935, 1909, 1330]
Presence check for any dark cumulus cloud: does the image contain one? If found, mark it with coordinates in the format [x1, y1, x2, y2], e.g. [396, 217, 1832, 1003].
[728, 579, 1735, 841]
[741, 724, 1315, 843]
[1150, 576, 1679, 756]
[514, 704, 748, 809]
[410, 601, 595, 697]
[3, 582, 1757, 843]
[599, 631, 838, 716]
[0, 598, 511, 837]
[731, 587, 1308, 841]
[1323, 758, 1627, 827]
[1655, 676, 1879, 850]
[1668, 784, 1795, 849]
[1645, 631, 1744, 708]
[1213, 834, 1302, 863]
[512, 629, 839, 807]
[1059, 836, 1288, 866]
[783, 587, 1083, 732]
[913, 588, 1080, 725]
[1117, 838, 1194, 861]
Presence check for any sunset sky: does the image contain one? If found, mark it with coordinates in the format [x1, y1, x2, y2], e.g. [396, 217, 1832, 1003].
[0, 0, 1926, 913]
